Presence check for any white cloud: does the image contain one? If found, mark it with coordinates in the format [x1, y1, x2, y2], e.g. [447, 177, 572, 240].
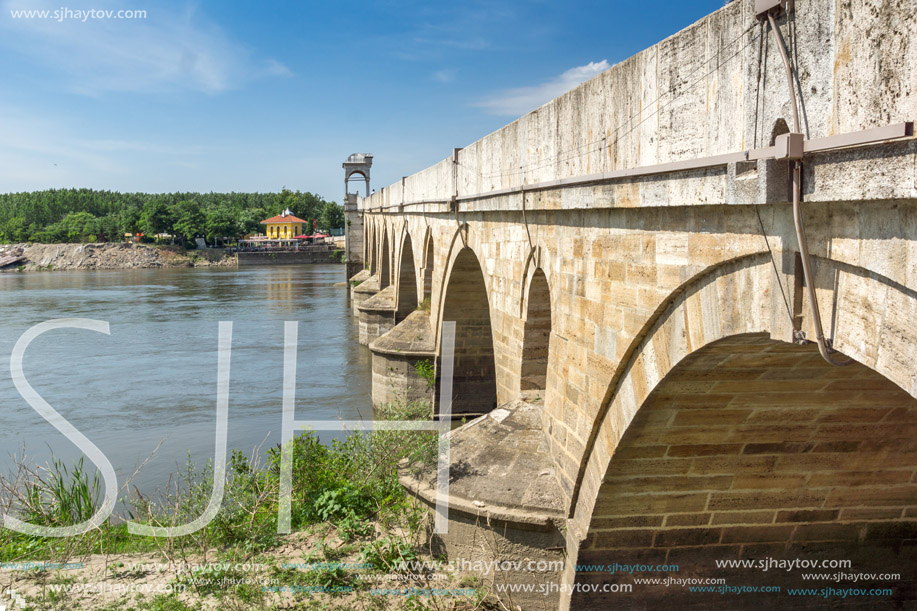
[265, 59, 293, 78]
[0, 0, 290, 94]
[474, 60, 610, 117]
[432, 69, 456, 83]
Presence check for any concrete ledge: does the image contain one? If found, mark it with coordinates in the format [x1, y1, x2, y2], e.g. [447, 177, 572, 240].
[400, 474, 561, 530]
[369, 310, 437, 406]
[399, 396, 566, 611]
[400, 395, 565, 524]
[348, 268, 371, 285]
[350, 274, 379, 315]
[357, 285, 396, 345]
[369, 310, 436, 356]
[237, 250, 341, 265]
[357, 284, 396, 313]
[348, 269, 372, 313]
[352, 274, 380, 294]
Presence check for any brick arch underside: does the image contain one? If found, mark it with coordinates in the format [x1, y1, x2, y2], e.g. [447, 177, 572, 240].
[396, 231, 417, 321]
[570, 256, 917, 609]
[367, 223, 376, 274]
[379, 227, 390, 289]
[422, 229, 434, 302]
[436, 247, 497, 417]
[521, 268, 551, 391]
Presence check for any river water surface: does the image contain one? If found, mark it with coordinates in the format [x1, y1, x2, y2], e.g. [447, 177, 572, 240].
[0, 265, 373, 508]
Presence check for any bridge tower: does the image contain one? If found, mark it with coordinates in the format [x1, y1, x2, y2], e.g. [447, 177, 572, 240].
[343, 153, 372, 279]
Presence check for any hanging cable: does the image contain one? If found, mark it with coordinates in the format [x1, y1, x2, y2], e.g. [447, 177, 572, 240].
[751, 17, 795, 332]
[754, 204, 795, 326]
[766, 8, 851, 366]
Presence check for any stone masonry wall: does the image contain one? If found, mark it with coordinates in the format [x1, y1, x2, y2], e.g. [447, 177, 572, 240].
[353, 0, 917, 602]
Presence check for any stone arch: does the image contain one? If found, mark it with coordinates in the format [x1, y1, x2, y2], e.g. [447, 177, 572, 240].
[803, 255, 917, 395]
[368, 222, 377, 275]
[432, 223, 472, 344]
[570, 333, 917, 608]
[569, 254, 779, 522]
[422, 227, 434, 303]
[575, 254, 917, 521]
[396, 229, 418, 322]
[564, 253, 917, 608]
[437, 247, 497, 417]
[379, 225, 390, 289]
[520, 268, 552, 392]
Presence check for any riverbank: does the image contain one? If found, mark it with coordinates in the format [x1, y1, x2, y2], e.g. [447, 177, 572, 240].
[0, 402, 495, 611]
[0, 243, 237, 272]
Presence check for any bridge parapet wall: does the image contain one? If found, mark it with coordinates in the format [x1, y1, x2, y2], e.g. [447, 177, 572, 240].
[360, 0, 915, 211]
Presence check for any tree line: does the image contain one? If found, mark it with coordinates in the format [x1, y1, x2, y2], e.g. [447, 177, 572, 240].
[0, 188, 345, 246]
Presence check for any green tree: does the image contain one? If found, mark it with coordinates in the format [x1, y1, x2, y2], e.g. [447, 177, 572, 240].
[170, 200, 205, 246]
[205, 202, 239, 245]
[140, 199, 173, 239]
[97, 214, 121, 242]
[0, 188, 339, 245]
[59, 211, 100, 242]
[278, 188, 326, 227]
[2, 216, 29, 242]
[238, 208, 265, 237]
[318, 201, 344, 233]
[277, 187, 298, 216]
[118, 207, 141, 237]
[34, 222, 65, 243]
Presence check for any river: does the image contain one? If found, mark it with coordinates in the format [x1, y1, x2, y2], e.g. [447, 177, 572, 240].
[0, 265, 373, 510]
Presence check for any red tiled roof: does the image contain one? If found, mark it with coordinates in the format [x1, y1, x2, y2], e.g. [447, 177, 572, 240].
[261, 214, 307, 224]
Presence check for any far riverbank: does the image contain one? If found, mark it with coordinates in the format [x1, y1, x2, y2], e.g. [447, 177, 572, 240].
[0, 242, 236, 272]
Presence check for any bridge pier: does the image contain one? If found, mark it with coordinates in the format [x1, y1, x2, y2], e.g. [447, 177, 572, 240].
[368, 310, 436, 407]
[356, 285, 396, 345]
[400, 395, 567, 610]
[343, 194, 364, 280]
[347, 269, 371, 311]
[342, 154, 371, 278]
[350, 274, 379, 316]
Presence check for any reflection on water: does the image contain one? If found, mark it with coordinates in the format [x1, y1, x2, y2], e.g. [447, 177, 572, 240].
[266, 267, 298, 309]
[0, 265, 372, 506]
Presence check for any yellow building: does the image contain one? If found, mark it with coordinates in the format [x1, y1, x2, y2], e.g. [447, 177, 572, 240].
[261, 209, 307, 239]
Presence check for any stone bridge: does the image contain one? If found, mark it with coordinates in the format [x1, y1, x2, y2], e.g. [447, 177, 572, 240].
[344, 0, 916, 607]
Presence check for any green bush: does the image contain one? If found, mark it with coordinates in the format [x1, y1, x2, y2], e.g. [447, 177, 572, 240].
[413, 359, 436, 390]
[0, 399, 436, 570]
[22, 456, 102, 528]
[360, 536, 419, 573]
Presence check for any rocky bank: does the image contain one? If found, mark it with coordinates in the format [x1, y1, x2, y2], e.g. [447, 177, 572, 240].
[0, 242, 237, 272]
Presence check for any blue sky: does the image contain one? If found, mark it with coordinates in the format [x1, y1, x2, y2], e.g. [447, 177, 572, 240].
[0, 0, 724, 201]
